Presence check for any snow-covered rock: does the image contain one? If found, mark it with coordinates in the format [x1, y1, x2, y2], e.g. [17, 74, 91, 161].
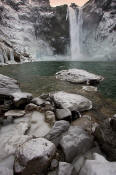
[82, 86, 98, 92]
[5, 110, 25, 118]
[79, 153, 116, 175]
[28, 111, 51, 137]
[14, 138, 56, 175]
[56, 69, 103, 85]
[51, 91, 92, 112]
[31, 97, 45, 106]
[60, 126, 93, 162]
[0, 74, 20, 98]
[12, 91, 32, 108]
[0, 167, 13, 175]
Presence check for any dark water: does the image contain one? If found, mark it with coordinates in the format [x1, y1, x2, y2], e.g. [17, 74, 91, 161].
[0, 61, 116, 100]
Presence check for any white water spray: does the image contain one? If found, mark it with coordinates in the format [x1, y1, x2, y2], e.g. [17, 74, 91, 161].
[68, 6, 83, 60]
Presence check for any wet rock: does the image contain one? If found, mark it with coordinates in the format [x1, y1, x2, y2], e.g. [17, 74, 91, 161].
[0, 167, 13, 175]
[56, 108, 72, 121]
[5, 110, 25, 118]
[56, 69, 103, 85]
[14, 138, 56, 175]
[45, 111, 56, 126]
[79, 153, 116, 175]
[51, 91, 92, 112]
[94, 118, 116, 161]
[31, 97, 45, 106]
[58, 162, 76, 175]
[12, 92, 32, 108]
[60, 126, 93, 162]
[45, 120, 70, 146]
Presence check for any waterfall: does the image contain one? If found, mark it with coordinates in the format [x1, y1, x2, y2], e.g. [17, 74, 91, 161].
[68, 6, 83, 60]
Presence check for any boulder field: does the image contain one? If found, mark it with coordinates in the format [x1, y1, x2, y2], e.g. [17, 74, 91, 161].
[0, 71, 115, 175]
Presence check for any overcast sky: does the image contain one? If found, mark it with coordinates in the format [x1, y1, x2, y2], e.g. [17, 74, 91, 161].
[50, 0, 88, 6]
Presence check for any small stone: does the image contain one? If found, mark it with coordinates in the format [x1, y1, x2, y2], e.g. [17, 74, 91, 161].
[31, 97, 45, 106]
[45, 111, 55, 126]
[56, 108, 72, 121]
[5, 110, 25, 118]
[50, 159, 59, 170]
[25, 103, 38, 112]
[58, 162, 76, 175]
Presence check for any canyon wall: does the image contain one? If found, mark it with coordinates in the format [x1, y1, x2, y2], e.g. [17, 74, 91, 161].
[0, 0, 69, 63]
[82, 0, 116, 60]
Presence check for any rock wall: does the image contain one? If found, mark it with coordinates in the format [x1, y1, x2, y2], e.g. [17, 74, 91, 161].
[0, 0, 69, 64]
[82, 0, 116, 60]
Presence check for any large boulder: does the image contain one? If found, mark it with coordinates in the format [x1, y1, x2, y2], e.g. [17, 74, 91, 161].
[45, 120, 70, 146]
[60, 126, 93, 162]
[0, 74, 20, 95]
[0, 74, 20, 106]
[79, 153, 116, 175]
[58, 162, 76, 175]
[56, 69, 104, 85]
[0, 167, 13, 175]
[94, 117, 116, 161]
[14, 138, 56, 175]
[51, 91, 92, 112]
[28, 111, 51, 137]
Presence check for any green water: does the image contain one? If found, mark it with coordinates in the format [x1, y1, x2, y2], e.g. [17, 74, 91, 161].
[0, 61, 116, 100]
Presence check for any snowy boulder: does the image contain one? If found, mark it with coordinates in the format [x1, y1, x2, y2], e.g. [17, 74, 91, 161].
[45, 120, 70, 146]
[0, 167, 13, 175]
[60, 126, 93, 162]
[51, 91, 92, 112]
[14, 138, 56, 175]
[79, 153, 116, 175]
[12, 92, 32, 108]
[5, 110, 25, 118]
[56, 69, 104, 85]
[0, 74, 20, 96]
[28, 111, 51, 137]
[58, 162, 76, 175]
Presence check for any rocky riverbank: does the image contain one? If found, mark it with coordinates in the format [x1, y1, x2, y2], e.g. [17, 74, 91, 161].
[0, 69, 116, 175]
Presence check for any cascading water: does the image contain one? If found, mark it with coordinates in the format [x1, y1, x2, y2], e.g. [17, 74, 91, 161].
[68, 6, 83, 60]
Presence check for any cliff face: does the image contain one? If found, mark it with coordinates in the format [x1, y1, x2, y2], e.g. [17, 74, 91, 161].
[82, 0, 116, 60]
[0, 0, 69, 63]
